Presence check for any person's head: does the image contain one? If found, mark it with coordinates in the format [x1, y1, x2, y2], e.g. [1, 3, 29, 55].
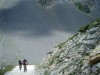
[24, 59, 27, 61]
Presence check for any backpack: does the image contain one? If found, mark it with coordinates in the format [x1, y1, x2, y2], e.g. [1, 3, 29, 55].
[23, 60, 27, 65]
[18, 60, 22, 65]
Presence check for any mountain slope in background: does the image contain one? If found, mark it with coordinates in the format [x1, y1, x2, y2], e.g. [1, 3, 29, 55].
[37, 0, 96, 14]
[36, 18, 100, 75]
[0, 0, 100, 65]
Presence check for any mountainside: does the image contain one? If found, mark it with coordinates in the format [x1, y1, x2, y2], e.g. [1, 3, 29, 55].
[36, 18, 100, 75]
[1, 0, 100, 65]
[37, 0, 96, 14]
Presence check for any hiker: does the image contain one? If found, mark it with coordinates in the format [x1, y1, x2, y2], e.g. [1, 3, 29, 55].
[18, 60, 22, 70]
[23, 59, 28, 72]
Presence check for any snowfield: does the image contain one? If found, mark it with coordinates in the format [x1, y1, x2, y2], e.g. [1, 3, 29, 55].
[5, 65, 36, 75]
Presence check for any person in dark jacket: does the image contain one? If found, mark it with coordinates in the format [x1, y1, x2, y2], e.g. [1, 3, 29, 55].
[18, 60, 22, 70]
[23, 59, 28, 72]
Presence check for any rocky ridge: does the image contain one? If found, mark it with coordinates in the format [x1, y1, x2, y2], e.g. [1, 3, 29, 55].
[36, 18, 100, 75]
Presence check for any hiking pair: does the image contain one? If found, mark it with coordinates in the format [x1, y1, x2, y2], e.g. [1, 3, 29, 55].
[18, 59, 28, 72]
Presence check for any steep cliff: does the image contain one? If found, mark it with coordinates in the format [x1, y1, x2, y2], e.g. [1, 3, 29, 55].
[36, 18, 100, 75]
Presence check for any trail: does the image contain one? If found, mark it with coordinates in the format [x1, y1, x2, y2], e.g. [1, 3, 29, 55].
[5, 65, 36, 75]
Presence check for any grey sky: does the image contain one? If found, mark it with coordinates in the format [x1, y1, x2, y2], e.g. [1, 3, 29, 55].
[0, 0, 100, 64]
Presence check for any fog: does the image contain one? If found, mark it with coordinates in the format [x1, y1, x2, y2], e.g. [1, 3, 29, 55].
[0, 0, 100, 64]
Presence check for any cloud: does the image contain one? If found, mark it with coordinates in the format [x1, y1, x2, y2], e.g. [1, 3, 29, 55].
[0, 0, 93, 36]
[0, 0, 20, 10]
[0, 0, 100, 37]
[0, 30, 73, 64]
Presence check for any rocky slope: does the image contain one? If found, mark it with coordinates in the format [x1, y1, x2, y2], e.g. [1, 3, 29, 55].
[72, 0, 96, 14]
[37, 0, 96, 14]
[37, 0, 55, 8]
[36, 18, 100, 75]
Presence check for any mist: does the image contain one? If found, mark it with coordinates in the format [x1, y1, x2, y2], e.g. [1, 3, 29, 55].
[0, 0, 100, 64]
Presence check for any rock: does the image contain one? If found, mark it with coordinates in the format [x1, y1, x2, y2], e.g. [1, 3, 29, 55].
[73, 0, 96, 14]
[37, 0, 96, 14]
[36, 18, 100, 75]
[37, 0, 55, 8]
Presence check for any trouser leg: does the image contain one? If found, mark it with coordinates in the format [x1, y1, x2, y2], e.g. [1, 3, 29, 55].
[24, 65, 27, 72]
[19, 65, 22, 70]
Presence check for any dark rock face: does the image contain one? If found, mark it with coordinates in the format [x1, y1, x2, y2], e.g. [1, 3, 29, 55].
[89, 56, 100, 66]
[37, 0, 55, 7]
[37, 0, 96, 14]
[36, 19, 100, 75]
[73, 0, 96, 14]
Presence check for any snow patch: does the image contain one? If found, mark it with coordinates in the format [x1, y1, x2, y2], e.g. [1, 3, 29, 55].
[5, 65, 36, 75]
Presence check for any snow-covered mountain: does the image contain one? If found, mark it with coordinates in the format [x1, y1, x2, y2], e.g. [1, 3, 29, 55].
[36, 18, 100, 75]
